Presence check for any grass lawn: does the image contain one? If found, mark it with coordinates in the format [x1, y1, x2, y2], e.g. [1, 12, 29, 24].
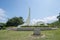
[0, 28, 60, 40]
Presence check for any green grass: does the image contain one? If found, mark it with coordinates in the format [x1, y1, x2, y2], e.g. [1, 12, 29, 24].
[0, 29, 60, 40]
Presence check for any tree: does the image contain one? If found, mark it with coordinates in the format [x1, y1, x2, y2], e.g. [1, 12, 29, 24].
[49, 21, 60, 27]
[0, 23, 6, 29]
[6, 17, 24, 27]
[57, 13, 60, 22]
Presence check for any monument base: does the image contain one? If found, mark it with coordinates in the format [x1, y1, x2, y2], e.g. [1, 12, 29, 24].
[33, 28, 41, 36]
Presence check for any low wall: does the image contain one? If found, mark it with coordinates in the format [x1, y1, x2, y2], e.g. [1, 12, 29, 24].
[17, 27, 56, 31]
[17, 27, 34, 31]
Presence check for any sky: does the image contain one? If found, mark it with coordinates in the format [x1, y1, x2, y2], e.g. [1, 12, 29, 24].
[0, 0, 60, 23]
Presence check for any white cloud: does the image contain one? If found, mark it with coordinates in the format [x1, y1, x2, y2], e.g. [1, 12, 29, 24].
[31, 15, 58, 24]
[43, 15, 58, 22]
[0, 8, 7, 22]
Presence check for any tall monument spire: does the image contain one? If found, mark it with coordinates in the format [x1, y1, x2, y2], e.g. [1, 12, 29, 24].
[26, 8, 30, 25]
[28, 8, 30, 24]
[17, 8, 31, 28]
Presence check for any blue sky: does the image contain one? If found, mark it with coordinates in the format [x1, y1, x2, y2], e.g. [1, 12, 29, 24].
[0, 0, 60, 23]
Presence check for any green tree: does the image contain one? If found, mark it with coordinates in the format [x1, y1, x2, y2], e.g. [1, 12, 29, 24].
[49, 21, 60, 27]
[0, 23, 6, 29]
[57, 13, 60, 22]
[6, 17, 24, 27]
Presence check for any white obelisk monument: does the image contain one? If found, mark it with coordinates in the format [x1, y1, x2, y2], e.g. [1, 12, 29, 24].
[17, 8, 31, 28]
[26, 8, 30, 26]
